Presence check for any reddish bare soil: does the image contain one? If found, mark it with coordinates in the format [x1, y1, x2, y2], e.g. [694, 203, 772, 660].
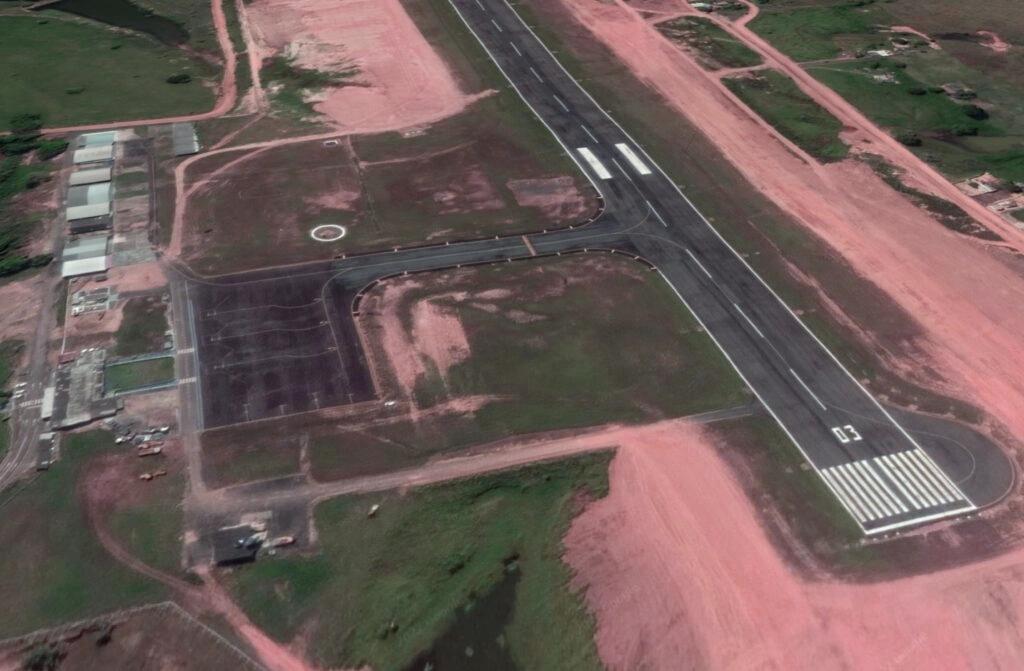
[977, 30, 1012, 53]
[0, 274, 47, 343]
[100, 262, 168, 294]
[508, 176, 590, 221]
[247, 0, 489, 132]
[557, 0, 1024, 446]
[565, 421, 1024, 670]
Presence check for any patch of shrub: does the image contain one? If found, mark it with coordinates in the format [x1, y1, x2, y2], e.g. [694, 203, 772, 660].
[951, 123, 978, 137]
[165, 73, 192, 84]
[9, 114, 42, 135]
[907, 86, 927, 95]
[36, 139, 69, 161]
[65, 87, 85, 95]
[896, 130, 922, 146]
[963, 104, 989, 120]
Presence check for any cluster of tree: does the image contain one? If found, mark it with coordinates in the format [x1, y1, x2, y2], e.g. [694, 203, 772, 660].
[0, 114, 68, 161]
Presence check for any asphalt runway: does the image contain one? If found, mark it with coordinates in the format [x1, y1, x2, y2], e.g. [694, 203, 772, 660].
[180, 0, 1014, 535]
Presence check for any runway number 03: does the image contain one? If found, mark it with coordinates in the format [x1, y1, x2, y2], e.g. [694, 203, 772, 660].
[831, 425, 863, 444]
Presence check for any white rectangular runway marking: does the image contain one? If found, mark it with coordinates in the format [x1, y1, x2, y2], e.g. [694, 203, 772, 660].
[838, 464, 886, 519]
[859, 462, 908, 513]
[896, 452, 951, 503]
[821, 470, 870, 522]
[888, 453, 941, 506]
[615, 143, 652, 175]
[576, 147, 612, 180]
[873, 456, 925, 510]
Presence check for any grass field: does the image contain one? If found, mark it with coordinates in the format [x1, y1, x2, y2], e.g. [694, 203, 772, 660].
[227, 453, 609, 669]
[105, 357, 175, 394]
[749, 1, 1024, 181]
[724, 69, 849, 161]
[201, 434, 301, 490]
[309, 254, 749, 481]
[749, 3, 886, 62]
[656, 16, 763, 70]
[0, 15, 216, 130]
[114, 296, 169, 357]
[0, 431, 165, 637]
[106, 455, 185, 576]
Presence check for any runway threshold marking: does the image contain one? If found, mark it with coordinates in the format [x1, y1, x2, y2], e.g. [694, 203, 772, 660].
[788, 367, 827, 411]
[615, 143, 652, 175]
[576, 147, 613, 180]
[522, 235, 538, 256]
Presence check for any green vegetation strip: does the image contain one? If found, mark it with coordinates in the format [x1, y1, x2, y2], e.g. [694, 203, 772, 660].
[105, 357, 175, 393]
[114, 296, 169, 357]
[0, 432, 165, 637]
[228, 453, 609, 670]
[0, 15, 215, 130]
[656, 16, 763, 70]
[724, 69, 848, 161]
[749, 4, 883, 62]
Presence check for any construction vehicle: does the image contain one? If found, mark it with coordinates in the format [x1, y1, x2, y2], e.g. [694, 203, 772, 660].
[138, 469, 167, 481]
[268, 536, 296, 548]
[137, 444, 163, 457]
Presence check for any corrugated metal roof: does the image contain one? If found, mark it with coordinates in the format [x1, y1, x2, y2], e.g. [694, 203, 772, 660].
[67, 182, 112, 207]
[172, 122, 199, 156]
[40, 387, 56, 420]
[69, 216, 112, 235]
[78, 131, 118, 147]
[68, 167, 111, 186]
[73, 145, 114, 164]
[62, 234, 109, 261]
[66, 202, 111, 221]
[61, 256, 110, 278]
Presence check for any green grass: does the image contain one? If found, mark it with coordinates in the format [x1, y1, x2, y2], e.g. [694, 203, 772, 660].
[749, 4, 884, 62]
[201, 436, 301, 490]
[0, 15, 216, 130]
[0, 431, 166, 637]
[105, 357, 175, 393]
[263, 55, 360, 120]
[1012, 209, 1024, 223]
[656, 16, 763, 70]
[107, 469, 185, 576]
[227, 453, 609, 670]
[724, 69, 849, 161]
[114, 296, 169, 357]
[310, 255, 749, 480]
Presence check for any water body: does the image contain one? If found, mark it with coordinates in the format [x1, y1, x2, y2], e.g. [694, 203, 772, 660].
[47, 0, 188, 46]
[405, 565, 522, 671]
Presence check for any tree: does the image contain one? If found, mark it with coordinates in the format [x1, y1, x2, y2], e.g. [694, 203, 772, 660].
[896, 130, 922, 146]
[963, 104, 989, 120]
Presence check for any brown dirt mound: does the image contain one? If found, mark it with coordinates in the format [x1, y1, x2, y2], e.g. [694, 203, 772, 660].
[247, 0, 490, 132]
[565, 420, 1024, 670]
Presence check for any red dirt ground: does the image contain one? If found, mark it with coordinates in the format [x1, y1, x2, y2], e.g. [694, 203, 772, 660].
[557, 0, 1024, 448]
[977, 30, 1012, 53]
[565, 420, 1024, 670]
[247, 0, 490, 132]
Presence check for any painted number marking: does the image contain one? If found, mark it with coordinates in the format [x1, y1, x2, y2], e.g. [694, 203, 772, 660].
[831, 425, 863, 444]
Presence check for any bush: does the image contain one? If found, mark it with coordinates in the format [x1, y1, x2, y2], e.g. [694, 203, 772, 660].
[165, 73, 192, 84]
[896, 130, 922, 146]
[0, 136, 40, 156]
[36, 139, 68, 160]
[907, 86, 927, 96]
[951, 123, 978, 136]
[65, 87, 85, 95]
[963, 104, 989, 120]
[9, 113, 42, 135]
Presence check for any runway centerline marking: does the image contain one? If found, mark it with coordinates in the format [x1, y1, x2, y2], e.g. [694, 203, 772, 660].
[788, 368, 827, 411]
[610, 157, 634, 183]
[684, 248, 714, 280]
[580, 125, 599, 144]
[553, 94, 569, 112]
[491, 18, 503, 32]
[510, 42, 522, 56]
[529, 66, 544, 82]
[733, 303, 765, 339]
[475, 0, 486, 10]
[645, 200, 669, 228]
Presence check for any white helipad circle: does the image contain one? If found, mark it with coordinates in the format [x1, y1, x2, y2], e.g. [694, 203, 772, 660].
[310, 224, 346, 242]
